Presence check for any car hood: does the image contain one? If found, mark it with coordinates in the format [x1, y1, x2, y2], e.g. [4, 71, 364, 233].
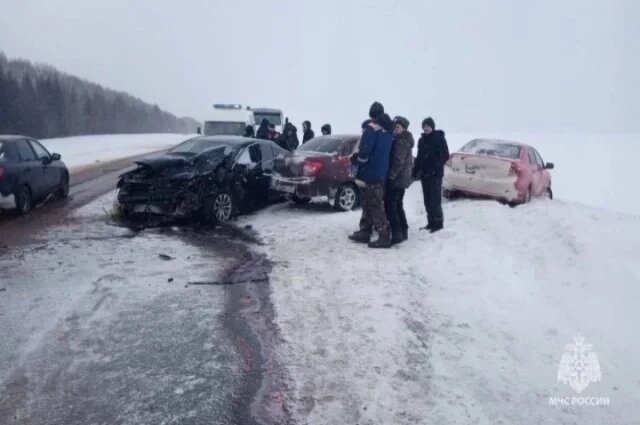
[134, 154, 191, 170]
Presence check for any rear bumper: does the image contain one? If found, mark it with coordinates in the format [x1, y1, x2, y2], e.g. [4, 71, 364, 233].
[443, 171, 521, 202]
[0, 194, 16, 210]
[271, 175, 332, 199]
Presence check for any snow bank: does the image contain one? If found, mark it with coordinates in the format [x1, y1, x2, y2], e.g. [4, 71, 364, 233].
[446, 133, 640, 216]
[41, 133, 193, 171]
[243, 189, 640, 424]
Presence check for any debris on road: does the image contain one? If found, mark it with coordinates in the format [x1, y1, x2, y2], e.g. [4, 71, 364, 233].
[168, 277, 174, 282]
[0, 288, 6, 292]
[158, 253, 174, 261]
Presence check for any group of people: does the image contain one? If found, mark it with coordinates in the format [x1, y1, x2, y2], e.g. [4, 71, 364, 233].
[245, 119, 332, 152]
[348, 101, 450, 249]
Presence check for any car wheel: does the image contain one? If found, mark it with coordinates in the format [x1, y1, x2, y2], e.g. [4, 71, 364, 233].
[58, 173, 70, 198]
[334, 184, 359, 211]
[207, 191, 234, 222]
[15, 185, 32, 215]
[291, 194, 311, 205]
[546, 187, 553, 200]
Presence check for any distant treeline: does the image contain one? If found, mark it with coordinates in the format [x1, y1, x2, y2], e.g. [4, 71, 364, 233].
[0, 52, 199, 139]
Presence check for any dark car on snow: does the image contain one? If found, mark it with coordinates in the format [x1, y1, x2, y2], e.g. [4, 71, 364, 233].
[0, 135, 69, 214]
[116, 136, 288, 222]
[271, 135, 360, 211]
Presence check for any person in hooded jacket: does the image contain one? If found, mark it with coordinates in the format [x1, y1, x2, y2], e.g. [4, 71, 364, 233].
[321, 124, 332, 136]
[386, 116, 415, 244]
[348, 101, 394, 249]
[302, 121, 315, 143]
[244, 124, 255, 138]
[413, 117, 450, 232]
[277, 122, 300, 151]
[256, 119, 270, 140]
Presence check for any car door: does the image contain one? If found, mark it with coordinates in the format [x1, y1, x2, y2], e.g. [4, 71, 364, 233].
[259, 143, 279, 202]
[14, 139, 45, 199]
[235, 143, 263, 209]
[526, 147, 541, 194]
[533, 149, 549, 194]
[29, 139, 59, 194]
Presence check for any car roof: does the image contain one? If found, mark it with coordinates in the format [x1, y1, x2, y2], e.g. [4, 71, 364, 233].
[0, 135, 28, 142]
[194, 135, 257, 146]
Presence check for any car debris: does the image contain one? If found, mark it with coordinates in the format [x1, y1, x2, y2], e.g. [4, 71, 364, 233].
[158, 254, 174, 261]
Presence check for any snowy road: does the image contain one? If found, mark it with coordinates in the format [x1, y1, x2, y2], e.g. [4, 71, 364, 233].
[0, 192, 289, 425]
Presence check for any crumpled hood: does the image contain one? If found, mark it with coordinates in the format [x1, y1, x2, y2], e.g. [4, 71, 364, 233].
[134, 154, 190, 170]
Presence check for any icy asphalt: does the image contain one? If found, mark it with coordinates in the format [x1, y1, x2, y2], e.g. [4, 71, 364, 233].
[0, 189, 291, 424]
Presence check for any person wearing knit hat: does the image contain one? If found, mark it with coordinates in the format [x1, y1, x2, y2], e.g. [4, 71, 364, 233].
[348, 102, 394, 248]
[413, 116, 450, 232]
[385, 116, 415, 244]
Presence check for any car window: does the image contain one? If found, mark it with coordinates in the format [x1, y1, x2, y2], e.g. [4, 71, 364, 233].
[249, 144, 262, 163]
[15, 140, 37, 162]
[260, 143, 274, 170]
[29, 139, 51, 161]
[527, 149, 537, 165]
[299, 137, 344, 153]
[236, 144, 262, 169]
[533, 149, 545, 167]
[460, 139, 522, 160]
[339, 138, 358, 156]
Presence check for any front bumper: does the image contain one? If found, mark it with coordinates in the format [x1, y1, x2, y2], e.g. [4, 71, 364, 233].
[443, 171, 520, 202]
[0, 194, 16, 210]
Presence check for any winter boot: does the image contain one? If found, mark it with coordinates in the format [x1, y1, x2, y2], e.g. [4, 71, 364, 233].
[368, 230, 392, 249]
[348, 229, 371, 243]
[391, 228, 405, 245]
[402, 227, 409, 241]
[429, 222, 443, 233]
[420, 223, 432, 231]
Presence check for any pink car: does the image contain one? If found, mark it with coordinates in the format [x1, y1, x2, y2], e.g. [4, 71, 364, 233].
[443, 139, 554, 205]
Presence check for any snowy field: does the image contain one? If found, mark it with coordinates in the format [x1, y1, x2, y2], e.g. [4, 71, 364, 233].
[41, 133, 193, 171]
[235, 132, 640, 424]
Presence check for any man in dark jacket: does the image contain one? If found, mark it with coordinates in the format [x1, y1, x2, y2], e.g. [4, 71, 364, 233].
[277, 122, 299, 151]
[244, 125, 255, 138]
[321, 124, 332, 136]
[302, 121, 315, 143]
[413, 117, 450, 232]
[348, 102, 394, 249]
[256, 119, 270, 140]
[386, 116, 414, 244]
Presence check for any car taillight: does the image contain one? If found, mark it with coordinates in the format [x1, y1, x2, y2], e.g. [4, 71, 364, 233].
[508, 162, 521, 177]
[303, 160, 323, 176]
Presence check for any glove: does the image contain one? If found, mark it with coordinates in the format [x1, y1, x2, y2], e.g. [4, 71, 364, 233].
[350, 152, 359, 166]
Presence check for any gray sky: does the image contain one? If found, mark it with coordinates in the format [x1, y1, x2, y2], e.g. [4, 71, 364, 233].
[1, 0, 638, 132]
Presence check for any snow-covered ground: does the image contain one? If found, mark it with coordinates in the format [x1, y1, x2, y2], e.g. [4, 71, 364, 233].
[244, 191, 640, 424]
[446, 133, 640, 216]
[41, 133, 193, 171]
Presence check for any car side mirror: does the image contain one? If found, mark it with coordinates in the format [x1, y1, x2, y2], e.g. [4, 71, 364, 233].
[41, 156, 53, 165]
[545, 162, 554, 170]
[51, 153, 61, 161]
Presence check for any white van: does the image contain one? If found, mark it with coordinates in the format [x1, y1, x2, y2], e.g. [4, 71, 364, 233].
[251, 108, 284, 132]
[202, 104, 255, 136]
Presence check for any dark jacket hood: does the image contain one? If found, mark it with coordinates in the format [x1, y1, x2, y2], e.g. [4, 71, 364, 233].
[423, 129, 445, 140]
[376, 113, 394, 132]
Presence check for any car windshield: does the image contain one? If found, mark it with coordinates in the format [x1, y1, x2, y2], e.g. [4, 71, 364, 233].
[203, 121, 247, 136]
[460, 140, 522, 159]
[169, 138, 236, 157]
[298, 137, 344, 153]
[253, 113, 282, 126]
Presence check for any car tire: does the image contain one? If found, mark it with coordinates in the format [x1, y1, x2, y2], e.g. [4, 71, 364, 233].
[203, 191, 235, 223]
[15, 185, 33, 215]
[58, 173, 70, 199]
[291, 194, 311, 205]
[334, 184, 359, 212]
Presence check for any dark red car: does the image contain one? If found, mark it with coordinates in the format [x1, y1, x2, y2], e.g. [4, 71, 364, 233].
[271, 135, 360, 211]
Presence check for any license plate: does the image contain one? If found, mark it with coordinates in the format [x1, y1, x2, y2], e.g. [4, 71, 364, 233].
[275, 181, 296, 194]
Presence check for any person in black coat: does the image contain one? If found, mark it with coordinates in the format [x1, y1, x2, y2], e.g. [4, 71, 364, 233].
[302, 121, 315, 143]
[256, 119, 270, 140]
[244, 124, 255, 138]
[413, 117, 450, 233]
[321, 124, 332, 136]
[386, 116, 414, 244]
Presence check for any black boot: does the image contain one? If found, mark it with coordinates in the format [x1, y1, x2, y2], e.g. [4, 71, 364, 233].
[402, 227, 409, 241]
[420, 223, 432, 231]
[368, 230, 392, 249]
[429, 222, 443, 233]
[391, 228, 404, 245]
[348, 229, 371, 243]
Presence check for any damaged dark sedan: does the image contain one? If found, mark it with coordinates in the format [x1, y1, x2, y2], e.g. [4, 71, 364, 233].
[117, 136, 288, 222]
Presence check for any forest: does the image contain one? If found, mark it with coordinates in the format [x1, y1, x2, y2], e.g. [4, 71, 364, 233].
[0, 52, 198, 139]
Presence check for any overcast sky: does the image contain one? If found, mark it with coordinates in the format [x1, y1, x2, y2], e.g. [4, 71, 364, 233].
[1, 0, 638, 132]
